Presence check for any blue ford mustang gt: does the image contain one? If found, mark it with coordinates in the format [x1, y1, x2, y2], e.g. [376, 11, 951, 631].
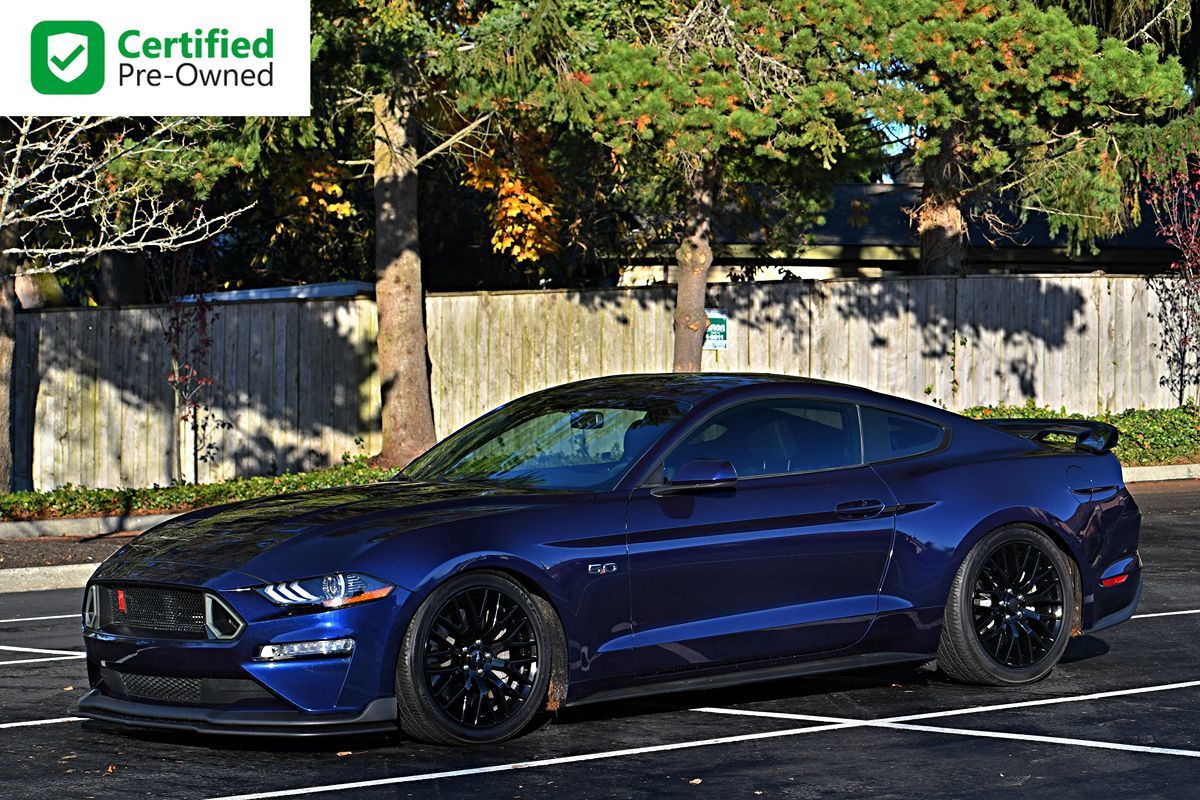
[76, 374, 1142, 744]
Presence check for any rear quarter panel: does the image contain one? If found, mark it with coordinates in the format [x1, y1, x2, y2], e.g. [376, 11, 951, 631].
[870, 417, 1133, 631]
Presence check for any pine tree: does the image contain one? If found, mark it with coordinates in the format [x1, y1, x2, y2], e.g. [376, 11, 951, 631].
[855, 0, 1192, 272]
[586, 0, 874, 370]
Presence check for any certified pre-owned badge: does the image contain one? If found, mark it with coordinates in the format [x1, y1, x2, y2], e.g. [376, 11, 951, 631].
[30, 20, 106, 95]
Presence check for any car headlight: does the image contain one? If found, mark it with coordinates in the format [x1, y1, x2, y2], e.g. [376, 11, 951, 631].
[256, 573, 393, 609]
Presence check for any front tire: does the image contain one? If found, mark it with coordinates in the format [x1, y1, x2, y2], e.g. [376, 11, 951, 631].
[937, 525, 1074, 685]
[395, 572, 557, 745]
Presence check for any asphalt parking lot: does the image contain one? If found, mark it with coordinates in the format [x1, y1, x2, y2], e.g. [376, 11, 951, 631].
[1, 481, 1198, 800]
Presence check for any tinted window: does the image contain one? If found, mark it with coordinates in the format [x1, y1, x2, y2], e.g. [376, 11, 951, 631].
[663, 399, 862, 479]
[405, 396, 691, 490]
[861, 407, 945, 462]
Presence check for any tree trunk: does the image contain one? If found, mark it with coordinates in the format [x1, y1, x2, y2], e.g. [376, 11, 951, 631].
[672, 160, 718, 372]
[0, 228, 15, 492]
[0, 276, 13, 493]
[372, 93, 437, 469]
[917, 126, 967, 275]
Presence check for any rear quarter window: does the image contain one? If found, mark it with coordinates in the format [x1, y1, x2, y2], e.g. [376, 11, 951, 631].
[861, 407, 946, 462]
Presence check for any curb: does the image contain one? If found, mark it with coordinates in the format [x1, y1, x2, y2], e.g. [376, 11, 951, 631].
[0, 512, 179, 540]
[1124, 464, 1200, 483]
[0, 563, 99, 593]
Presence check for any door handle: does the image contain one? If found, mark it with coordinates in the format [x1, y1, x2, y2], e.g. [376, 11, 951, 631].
[835, 499, 886, 519]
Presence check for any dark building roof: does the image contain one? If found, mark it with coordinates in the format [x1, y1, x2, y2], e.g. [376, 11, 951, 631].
[697, 183, 1176, 274]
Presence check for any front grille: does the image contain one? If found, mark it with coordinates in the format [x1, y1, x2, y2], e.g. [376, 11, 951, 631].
[118, 672, 203, 704]
[90, 584, 243, 641]
[99, 585, 206, 637]
[98, 667, 277, 707]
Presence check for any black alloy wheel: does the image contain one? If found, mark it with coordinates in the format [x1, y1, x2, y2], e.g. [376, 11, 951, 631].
[422, 586, 540, 728]
[396, 572, 560, 744]
[971, 540, 1066, 668]
[937, 525, 1075, 686]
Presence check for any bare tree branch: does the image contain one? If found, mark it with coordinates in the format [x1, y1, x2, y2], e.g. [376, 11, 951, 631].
[0, 116, 251, 277]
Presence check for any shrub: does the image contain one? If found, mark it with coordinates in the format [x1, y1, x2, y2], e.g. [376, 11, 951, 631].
[0, 456, 396, 522]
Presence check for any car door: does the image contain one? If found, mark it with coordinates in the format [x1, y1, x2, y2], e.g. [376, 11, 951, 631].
[625, 397, 897, 675]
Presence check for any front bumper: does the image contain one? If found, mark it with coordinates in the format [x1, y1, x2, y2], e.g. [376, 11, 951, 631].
[77, 580, 413, 735]
[76, 692, 397, 737]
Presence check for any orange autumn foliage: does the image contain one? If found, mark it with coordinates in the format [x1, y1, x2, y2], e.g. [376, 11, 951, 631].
[463, 145, 561, 263]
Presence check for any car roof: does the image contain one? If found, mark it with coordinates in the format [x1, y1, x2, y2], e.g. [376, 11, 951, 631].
[534, 373, 969, 427]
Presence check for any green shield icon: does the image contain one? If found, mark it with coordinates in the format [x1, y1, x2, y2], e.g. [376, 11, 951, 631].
[31, 21, 105, 95]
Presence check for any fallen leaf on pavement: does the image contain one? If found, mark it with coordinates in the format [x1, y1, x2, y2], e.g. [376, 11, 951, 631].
[105, 763, 117, 775]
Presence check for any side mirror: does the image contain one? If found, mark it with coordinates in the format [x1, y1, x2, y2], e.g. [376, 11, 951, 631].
[651, 459, 737, 496]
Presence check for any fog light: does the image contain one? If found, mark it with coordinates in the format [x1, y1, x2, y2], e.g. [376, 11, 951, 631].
[255, 638, 355, 661]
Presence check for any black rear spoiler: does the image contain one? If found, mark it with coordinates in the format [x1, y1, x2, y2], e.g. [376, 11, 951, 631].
[983, 419, 1119, 454]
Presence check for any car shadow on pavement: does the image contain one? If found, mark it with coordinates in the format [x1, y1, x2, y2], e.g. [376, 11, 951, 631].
[548, 662, 941, 727]
[1059, 635, 1111, 664]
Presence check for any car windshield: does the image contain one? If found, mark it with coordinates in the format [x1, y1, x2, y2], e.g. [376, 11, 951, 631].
[403, 394, 691, 491]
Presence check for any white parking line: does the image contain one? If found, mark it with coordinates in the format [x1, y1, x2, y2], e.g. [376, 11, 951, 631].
[692, 705, 1200, 758]
[0, 614, 77, 625]
[0, 644, 86, 666]
[0, 645, 85, 656]
[206, 721, 860, 800]
[1133, 608, 1200, 619]
[872, 719, 1200, 757]
[0, 717, 84, 730]
[205, 678, 1200, 800]
[885, 678, 1200, 722]
[0, 655, 85, 666]
[693, 677, 1200, 726]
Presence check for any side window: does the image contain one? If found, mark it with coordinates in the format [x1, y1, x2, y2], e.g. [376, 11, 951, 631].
[663, 398, 862, 480]
[860, 407, 945, 462]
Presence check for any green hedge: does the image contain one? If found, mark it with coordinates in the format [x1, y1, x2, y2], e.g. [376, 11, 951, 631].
[960, 402, 1200, 467]
[2, 404, 1198, 521]
[0, 456, 396, 522]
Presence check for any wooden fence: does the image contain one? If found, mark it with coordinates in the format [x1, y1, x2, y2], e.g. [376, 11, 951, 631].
[426, 275, 1188, 435]
[13, 298, 380, 491]
[11, 275, 1191, 491]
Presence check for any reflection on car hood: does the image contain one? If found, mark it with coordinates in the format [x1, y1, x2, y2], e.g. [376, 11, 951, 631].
[99, 480, 562, 580]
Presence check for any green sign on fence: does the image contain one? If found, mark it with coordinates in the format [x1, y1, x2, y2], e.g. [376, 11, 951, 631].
[703, 309, 728, 351]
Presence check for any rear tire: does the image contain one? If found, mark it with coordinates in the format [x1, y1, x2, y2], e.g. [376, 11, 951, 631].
[396, 572, 558, 745]
[937, 525, 1074, 686]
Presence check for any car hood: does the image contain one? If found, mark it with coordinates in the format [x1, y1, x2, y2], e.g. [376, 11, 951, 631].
[97, 480, 573, 583]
